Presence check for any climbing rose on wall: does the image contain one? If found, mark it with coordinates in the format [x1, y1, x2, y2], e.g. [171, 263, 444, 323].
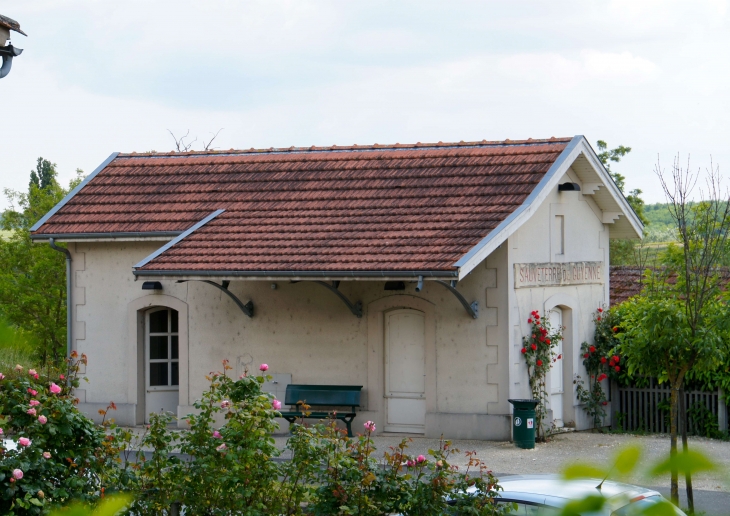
[521, 310, 563, 441]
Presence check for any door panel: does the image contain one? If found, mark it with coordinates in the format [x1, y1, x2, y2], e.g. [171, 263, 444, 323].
[385, 309, 426, 433]
[549, 308, 564, 428]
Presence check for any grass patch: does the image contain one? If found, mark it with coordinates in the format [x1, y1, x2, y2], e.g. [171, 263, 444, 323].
[0, 317, 39, 372]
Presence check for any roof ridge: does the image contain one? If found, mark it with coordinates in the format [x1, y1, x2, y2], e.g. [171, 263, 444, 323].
[117, 137, 573, 158]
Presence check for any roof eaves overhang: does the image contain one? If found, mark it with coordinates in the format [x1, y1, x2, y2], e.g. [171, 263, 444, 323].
[31, 231, 182, 242]
[29, 152, 120, 234]
[132, 270, 459, 282]
[452, 136, 644, 280]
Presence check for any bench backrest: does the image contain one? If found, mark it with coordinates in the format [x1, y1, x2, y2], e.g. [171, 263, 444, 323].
[285, 384, 362, 409]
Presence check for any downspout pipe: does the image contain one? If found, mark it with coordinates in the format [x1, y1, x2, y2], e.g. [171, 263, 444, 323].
[49, 238, 72, 369]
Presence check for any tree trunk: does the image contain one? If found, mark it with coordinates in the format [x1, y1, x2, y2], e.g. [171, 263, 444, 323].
[680, 388, 694, 514]
[670, 384, 679, 505]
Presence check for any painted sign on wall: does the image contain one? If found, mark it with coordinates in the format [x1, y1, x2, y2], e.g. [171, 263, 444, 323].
[514, 261, 603, 288]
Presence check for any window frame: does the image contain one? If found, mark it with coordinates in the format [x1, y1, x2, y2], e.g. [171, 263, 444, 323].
[145, 307, 180, 392]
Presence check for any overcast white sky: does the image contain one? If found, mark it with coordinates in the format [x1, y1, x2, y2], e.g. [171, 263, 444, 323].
[1, 0, 728, 209]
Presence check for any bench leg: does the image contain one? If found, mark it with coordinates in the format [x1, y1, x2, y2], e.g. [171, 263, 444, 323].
[343, 416, 354, 437]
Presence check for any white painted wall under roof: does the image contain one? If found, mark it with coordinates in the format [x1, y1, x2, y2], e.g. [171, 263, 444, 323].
[66, 164, 612, 438]
[506, 165, 610, 430]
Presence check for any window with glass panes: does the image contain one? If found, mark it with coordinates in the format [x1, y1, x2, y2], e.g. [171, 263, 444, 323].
[146, 308, 179, 388]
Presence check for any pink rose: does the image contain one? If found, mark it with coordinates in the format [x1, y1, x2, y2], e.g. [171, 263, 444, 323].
[364, 420, 376, 433]
[216, 443, 227, 452]
[273, 399, 282, 410]
[49, 383, 62, 394]
[212, 430, 222, 439]
[43, 452, 51, 459]
[29, 400, 40, 406]
[0, 373, 5, 380]
[27, 388, 38, 396]
[259, 363, 269, 372]
[29, 369, 37, 376]
[59, 374, 65, 380]
[220, 400, 231, 409]
[18, 437, 31, 447]
[407, 460, 415, 467]
[38, 415, 48, 424]
[27, 408, 37, 416]
[417, 455, 426, 463]
[12, 469, 23, 480]
[0, 428, 3, 434]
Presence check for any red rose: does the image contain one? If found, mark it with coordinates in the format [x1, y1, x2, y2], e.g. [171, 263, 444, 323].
[535, 314, 540, 319]
[615, 366, 621, 372]
[557, 354, 562, 359]
[597, 307, 603, 313]
[602, 401, 608, 406]
[584, 353, 589, 359]
[612, 326, 618, 333]
[521, 347, 527, 354]
[546, 339, 551, 345]
[537, 359, 543, 367]
[600, 357, 607, 364]
[597, 373, 607, 382]
[531, 344, 537, 351]
[597, 317, 601, 321]
[528, 318, 532, 323]
[613, 356, 620, 363]
[532, 334, 536, 338]
[589, 345, 596, 353]
[539, 336, 545, 342]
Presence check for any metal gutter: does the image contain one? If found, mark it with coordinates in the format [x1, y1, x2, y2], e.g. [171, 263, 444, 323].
[30, 152, 120, 233]
[133, 269, 458, 279]
[48, 238, 72, 371]
[31, 231, 182, 241]
[133, 210, 225, 269]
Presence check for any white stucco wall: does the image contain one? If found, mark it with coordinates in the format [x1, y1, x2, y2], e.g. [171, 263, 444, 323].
[507, 169, 610, 430]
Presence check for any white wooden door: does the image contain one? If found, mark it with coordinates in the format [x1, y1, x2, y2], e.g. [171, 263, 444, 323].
[145, 308, 179, 423]
[549, 307, 564, 428]
[385, 309, 426, 433]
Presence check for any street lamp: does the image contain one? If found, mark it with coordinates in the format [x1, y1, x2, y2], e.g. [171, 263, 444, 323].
[0, 14, 26, 79]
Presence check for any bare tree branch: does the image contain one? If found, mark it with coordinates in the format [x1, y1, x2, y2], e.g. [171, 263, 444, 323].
[168, 129, 197, 152]
[203, 129, 224, 151]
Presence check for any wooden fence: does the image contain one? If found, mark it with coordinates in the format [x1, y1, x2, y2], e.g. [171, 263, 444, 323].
[611, 379, 728, 434]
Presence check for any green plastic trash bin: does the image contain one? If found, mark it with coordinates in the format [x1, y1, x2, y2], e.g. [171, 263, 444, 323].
[508, 399, 539, 449]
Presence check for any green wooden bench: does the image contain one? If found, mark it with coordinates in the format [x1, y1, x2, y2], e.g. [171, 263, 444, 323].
[280, 384, 363, 437]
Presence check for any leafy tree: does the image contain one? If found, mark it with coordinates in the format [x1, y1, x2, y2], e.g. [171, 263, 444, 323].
[619, 156, 730, 509]
[29, 158, 57, 191]
[0, 160, 83, 366]
[596, 141, 648, 265]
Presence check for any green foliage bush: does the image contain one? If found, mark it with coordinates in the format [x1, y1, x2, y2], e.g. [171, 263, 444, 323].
[2, 358, 509, 514]
[0, 355, 104, 514]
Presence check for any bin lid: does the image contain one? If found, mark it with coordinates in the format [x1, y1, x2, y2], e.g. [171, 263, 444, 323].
[508, 399, 539, 408]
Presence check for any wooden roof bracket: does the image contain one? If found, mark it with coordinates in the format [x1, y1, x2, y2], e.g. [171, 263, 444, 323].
[177, 280, 254, 318]
[433, 280, 479, 319]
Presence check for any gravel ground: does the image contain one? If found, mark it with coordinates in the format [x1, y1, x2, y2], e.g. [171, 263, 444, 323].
[274, 430, 730, 492]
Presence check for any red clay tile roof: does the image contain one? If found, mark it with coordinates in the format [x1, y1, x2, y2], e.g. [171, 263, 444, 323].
[33, 138, 572, 273]
[610, 266, 646, 305]
[609, 265, 730, 306]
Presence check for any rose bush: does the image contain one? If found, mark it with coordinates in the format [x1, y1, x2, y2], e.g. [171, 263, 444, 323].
[5, 357, 510, 514]
[0, 353, 105, 515]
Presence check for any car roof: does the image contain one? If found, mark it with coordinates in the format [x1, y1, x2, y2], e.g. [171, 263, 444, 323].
[497, 474, 660, 502]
